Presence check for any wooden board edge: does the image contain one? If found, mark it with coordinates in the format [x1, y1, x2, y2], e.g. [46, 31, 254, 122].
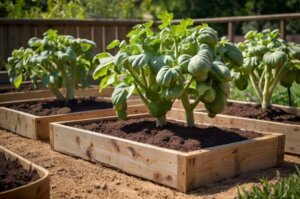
[176, 154, 187, 193]
[51, 122, 183, 156]
[277, 134, 285, 164]
[0, 146, 50, 199]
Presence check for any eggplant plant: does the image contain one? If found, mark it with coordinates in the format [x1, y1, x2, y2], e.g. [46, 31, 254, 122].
[234, 29, 300, 109]
[93, 12, 243, 127]
[6, 29, 96, 100]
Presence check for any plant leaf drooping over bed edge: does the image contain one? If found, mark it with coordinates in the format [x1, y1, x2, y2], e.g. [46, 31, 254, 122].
[233, 29, 300, 109]
[93, 12, 243, 127]
[6, 29, 96, 100]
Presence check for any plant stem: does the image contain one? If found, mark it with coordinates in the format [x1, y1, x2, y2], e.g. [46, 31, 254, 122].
[185, 109, 195, 127]
[140, 68, 148, 88]
[249, 72, 263, 101]
[156, 115, 166, 127]
[125, 64, 147, 90]
[49, 84, 64, 100]
[180, 91, 195, 127]
[262, 65, 271, 110]
[268, 65, 286, 96]
[134, 83, 149, 107]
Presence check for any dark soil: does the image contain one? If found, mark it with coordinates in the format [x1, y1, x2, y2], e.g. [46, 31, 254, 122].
[221, 102, 300, 125]
[6, 97, 113, 116]
[70, 118, 262, 152]
[0, 83, 45, 94]
[0, 152, 40, 192]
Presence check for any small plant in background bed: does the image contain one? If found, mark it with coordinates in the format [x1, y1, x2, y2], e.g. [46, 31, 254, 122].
[93, 11, 243, 127]
[233, 29, 300, 110]
[6, 29, 96, 100]
[238, 167, 300, 198]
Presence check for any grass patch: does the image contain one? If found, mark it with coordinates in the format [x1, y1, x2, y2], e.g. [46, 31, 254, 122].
[238, 167, 300, 198]
[230, 83, 300, 107]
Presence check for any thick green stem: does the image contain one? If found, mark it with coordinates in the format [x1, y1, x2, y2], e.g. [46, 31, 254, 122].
[49, 84, 64, 100]
[249, 72, 263, 101]
[134, 83, 149, 107]
[140, 68, 148, 88]
[180, 91, 195, 127]
[185, 109, 195, 127]
[156, 115, 167, 127]
[66, 80, 75, 100]
[174, 38, 179, 59]
[269, 66, 287, 96]
[262, 65, 272, 110]
[125, 64, 147, 90]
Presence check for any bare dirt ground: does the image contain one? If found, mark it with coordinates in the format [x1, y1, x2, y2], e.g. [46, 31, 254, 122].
[0, 129, 299, 199]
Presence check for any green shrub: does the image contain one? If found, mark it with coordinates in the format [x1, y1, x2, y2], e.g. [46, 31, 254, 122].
[238, 167, 300, 198]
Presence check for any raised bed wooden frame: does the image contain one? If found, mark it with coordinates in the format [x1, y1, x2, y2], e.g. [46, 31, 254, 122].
[0, 85, 112, 103]
[0, 145, 50, 199]
[49, 109, 285, 192]
[0, 97, 148, 140]
[172, 100, 300, 155]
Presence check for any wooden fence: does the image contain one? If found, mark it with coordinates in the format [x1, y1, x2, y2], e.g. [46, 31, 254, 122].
[1, 13, 300, 72]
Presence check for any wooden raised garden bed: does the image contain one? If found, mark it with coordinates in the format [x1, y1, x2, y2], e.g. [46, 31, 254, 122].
[0, 96, 148, 140]
[0, 145, 50, 199]
[172, 100, 300, 155]
[0, 84, 112, 103]
[49, 109, 284, 192]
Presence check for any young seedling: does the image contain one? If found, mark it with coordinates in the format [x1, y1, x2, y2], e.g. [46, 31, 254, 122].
[234, 29, 300, 109]
[6, 29, 96, 100]
[93, 12, 243, 127]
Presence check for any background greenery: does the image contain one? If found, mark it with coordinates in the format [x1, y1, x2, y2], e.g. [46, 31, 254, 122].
[1, 0, 300, 107]
[1, 0, 300, 35]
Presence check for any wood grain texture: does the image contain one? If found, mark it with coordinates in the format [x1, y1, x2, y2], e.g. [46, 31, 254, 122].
[168, 107, 300, 155]
[0, 107, 37, 139]
[51, 118, 180, 189]
[0, 146, 50, 199]
[37, 104, 148, 140]
[0, 86, 111, 103]
[50, 110, 284, 192]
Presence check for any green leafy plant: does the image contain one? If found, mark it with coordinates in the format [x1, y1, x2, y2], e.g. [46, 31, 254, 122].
[93, 12, 243, 127]
[238, 167, 300, 198]
[234, 29, 300, 109]
[6, 29, 96, 100]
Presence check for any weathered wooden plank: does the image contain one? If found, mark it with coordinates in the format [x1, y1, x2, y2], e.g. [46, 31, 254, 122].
[7, 25, 22, 62]
[78, 25, 92, 40]
[0, 25, 7, 70]
[65, 25, 78, 37]
[50, 111, 284, 192]
[104, 25, 117, 54]
[170, 100, 300, 155]
[0, 85, 110, 103]
[37, 104, 147, 140]
[93, 25, 104, 52]
[36, 25, 49, 37]
[0, 146, 50, 199]
[183, 135, 280, 191]
[51, 118, 180, 189]
[0, 107, 37, 139]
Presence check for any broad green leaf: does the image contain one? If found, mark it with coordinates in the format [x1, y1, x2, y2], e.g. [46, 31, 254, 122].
[93, 52, 112, 61]
[93, 57, 114, 79]
[107, 39, 120, 50]
[12, 74, 23, 88]
[158, 11, 173, 29]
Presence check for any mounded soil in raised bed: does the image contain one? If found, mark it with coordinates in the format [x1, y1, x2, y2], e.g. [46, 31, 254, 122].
[5, 97, 113, 116]
[221, 102, 300, 125]
[71, 118, 262, 152]
[0, 152, 40, 192]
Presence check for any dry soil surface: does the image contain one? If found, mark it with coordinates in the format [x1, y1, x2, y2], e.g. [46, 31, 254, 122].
[0, 129, 299, 199]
